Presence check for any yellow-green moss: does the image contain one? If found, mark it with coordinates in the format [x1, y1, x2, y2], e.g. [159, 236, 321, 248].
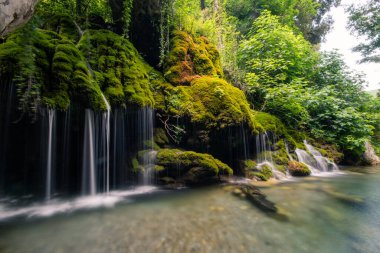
[154, 128, 169, 146]
[273, 140, 290, 166]
[251, 165, 273, 181]
[164, 31, 223, 85]
[78, 29, 154, 107]
[288, 161, 311, 177]
[162, 76, 261, 132]
[0, 28, 105, 111]
[156, 148, 233, 175]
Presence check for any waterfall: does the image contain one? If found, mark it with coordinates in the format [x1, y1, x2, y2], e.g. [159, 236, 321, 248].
[284, 141, 293, 161]
[101, 94, 111, 193]
[304, 140, 339, 172]
[295, 148, 319, 174]
[255, 132, 286, 180]
[82, 110, 96, 195]
[46, 109, 55, 200]
[138, 107, 155, 185]
[295, 140, 339, 174]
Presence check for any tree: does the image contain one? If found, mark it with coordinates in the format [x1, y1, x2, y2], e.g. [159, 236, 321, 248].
[347, 0, 380, 63]
[225, 0, 340, 43]
[238, 11, 317, 90]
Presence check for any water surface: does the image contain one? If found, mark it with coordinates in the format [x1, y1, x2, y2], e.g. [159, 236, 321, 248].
[0, 167, 379, 253]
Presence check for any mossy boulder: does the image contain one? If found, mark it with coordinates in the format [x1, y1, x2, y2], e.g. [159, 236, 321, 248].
[155, 148, 233, 185]
[164, 30, 223, 85]
[78, 29, 154, 107]
[163, 76, 261, 132]
[288, 161, 311, 177]
[251, 164, 273, 181]
[0, 28, 106, 111]
[273, 140, 290, 166]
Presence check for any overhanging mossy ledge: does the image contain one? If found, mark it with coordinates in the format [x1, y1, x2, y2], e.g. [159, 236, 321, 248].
[0, 25, 157, 112]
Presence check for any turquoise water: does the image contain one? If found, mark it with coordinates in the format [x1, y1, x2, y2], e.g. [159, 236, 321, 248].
[0, 167, 379, 253]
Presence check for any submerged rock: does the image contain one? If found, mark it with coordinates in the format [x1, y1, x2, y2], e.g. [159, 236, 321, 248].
[321, 186, 364, 205]
[230, 184, 278, 213]
[288, 161, 311, 177]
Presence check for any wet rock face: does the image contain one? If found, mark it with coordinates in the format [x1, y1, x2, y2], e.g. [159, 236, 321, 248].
[0, 0, 38, 37]
[363, 142, 380, 165]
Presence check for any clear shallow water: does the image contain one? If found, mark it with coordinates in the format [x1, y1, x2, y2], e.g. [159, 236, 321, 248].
[0, 167, 380, 253]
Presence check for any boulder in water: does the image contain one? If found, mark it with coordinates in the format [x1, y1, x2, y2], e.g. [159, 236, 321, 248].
[362, 142, 380, 165]
[155, 149, 233, 186]
[288, 161, 311, 177]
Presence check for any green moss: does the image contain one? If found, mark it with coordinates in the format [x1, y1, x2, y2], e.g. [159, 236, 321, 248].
[131, 158, 140, 172]
[243, 160, 257, 170]
[156, 148, 233, 175]
[251, 165, 273, 181]
[288, 161, 311, 177]
[0, 28, 105, 111]
[78, 29, 154, 107]
[163, 31, 223, 85]
[162, 76, 261, 133]
[154, 128, 169, 146]
[273, 140, 290, 166]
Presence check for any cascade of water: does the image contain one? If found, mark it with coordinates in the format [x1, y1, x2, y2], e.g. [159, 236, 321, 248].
[284, 141, 293, 161]
[303, 140, 339, 172]
[46, 109, 55, 200]
[139, 107, 155, 185]
[73, 21, 84, 37]
[295, 148, 319, 174]
[255, 132, 286, 180]
[295, 141, 339, 174]
[241, 123, 248, 161]
[82, 110, 96, 195]
[101, 94, 111, 193]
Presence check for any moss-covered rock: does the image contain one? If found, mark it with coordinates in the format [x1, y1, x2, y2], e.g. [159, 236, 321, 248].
[154, 128, 169, 146]
[273, 140, 290, 166]
[288, 161, 311, 177]
[164, 30, 223, 85]
[0, 21, 160, 112]
[0, 28, 105, 111]
[251, 164, 273, 181]
[155, 148, 233, 185]
[78, 29, 154, 107]
[156, 148, 233, 174]
[163, 76, 261, 132]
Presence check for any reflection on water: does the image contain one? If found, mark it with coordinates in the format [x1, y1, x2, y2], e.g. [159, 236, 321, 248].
[0, 167, 380, 253]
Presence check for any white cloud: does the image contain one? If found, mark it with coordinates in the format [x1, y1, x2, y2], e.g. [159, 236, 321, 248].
[321, 0, 380, 91]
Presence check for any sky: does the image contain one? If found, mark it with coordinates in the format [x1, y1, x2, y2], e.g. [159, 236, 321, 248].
[321, 0, 380, 91]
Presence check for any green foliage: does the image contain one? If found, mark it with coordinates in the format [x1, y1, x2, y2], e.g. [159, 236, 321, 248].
[348, 0, 380, 63]
[306, 86, 373, 153]
[156, 148, 233, 175]
[225, 0, 340, 43]
[264, 81, 311, 129]
[238, 11, 317, 90]
[36, 0, 112, 25]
